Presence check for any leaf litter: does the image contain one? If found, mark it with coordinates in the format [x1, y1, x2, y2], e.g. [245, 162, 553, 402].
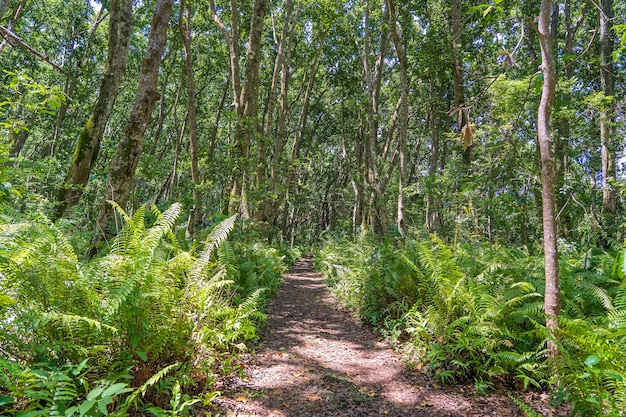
[211, 257, 567, 416]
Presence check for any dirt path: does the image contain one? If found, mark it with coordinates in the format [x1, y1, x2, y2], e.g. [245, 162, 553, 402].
[213, 257, 556, 416]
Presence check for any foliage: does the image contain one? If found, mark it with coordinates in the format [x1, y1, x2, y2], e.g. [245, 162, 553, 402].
[317, 234, 626, 412]
[0, 204, 290, 415]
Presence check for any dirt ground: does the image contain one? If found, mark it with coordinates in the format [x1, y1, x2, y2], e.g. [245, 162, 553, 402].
[210, 257, 567, 417]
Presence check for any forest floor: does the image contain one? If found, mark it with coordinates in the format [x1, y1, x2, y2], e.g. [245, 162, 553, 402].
[210, 257, 567, 417]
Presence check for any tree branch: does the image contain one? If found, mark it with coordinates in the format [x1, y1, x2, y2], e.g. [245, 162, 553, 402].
[0, 24, 65, 73]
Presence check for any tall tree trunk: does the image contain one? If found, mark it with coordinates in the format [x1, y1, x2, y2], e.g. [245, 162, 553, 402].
[258, 0, 297, 223]
[213, 0, 267, 216]
[537, 0, 560, 357]
[361, 0, 389, 236]
[179, 0, 202, 236]
[387, 0, 408, 236]
[90, 0, 173, 255]
[236, 0, 267, 217]
[54, 0, 133, 221]
[450, 0, 470, 167]
[599, 0, 616, 226]
[53, 7, 106, 145]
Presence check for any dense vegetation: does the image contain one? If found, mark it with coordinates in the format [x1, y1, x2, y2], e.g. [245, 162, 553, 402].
[1, 0, 625, 415]
[317, 236, 626, 414]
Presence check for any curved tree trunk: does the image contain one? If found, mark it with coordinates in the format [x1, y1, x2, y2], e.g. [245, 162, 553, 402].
[537, 0, 560, 357]
[90, 0, 173, 255]
[54, 0, 133, 221]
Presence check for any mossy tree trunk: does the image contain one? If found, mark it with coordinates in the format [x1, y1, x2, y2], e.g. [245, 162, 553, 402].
[53, 0, 132, 221]
[89, 0, 173, 255]
[599, 0, 616, 238]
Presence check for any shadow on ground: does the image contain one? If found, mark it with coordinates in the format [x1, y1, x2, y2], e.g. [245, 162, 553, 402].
[209, 258, 545, 417]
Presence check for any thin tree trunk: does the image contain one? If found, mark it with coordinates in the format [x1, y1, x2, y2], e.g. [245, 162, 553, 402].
[54, 0, 133, 221]
[207, 77, 230, 162]
[450, 0, 470, 166]
[361, 0, 389, 236]
[90, 0, 173, 255]
[387, 0, 408, 236]
[179, 0, 202, 235]
[53, 6, 107, 144]
[0, 0, 27, 54]
[600, 0, 616, 224]
[258, 0, 296, 222]
[537, 0, 560, 357]
[234, 0, 267, 217]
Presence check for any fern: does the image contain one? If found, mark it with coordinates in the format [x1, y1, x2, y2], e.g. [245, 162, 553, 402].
[190, 214, 237, 282]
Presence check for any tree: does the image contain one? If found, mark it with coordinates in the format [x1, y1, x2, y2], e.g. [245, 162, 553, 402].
[90, 0, 173, 254]
[178, 0, 201, 237]
[386, 0, 408, 236]
[536, 0, 560, 356]
[54, 0, 133, 220]
[599, 0, 616, 233]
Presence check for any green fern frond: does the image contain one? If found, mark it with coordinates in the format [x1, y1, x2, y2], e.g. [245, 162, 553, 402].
[191, 214, 237, 281]
[39, 311, 117, 333]
[122, 363, 179, 412]
[142, 203, 181, 256]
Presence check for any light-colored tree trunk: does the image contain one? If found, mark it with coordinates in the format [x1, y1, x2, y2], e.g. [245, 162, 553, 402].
[258, 0, 299, 223]
[361, 0, 389, 236]
[178, 0, 202, 236]
[54, 0, 133, 221]
[537, 0, 560, 357]
[212, 0, 267, 217]
[387, 0, 408, 236]
[0, 0, 26, 53]
[90, 0, 173, 255]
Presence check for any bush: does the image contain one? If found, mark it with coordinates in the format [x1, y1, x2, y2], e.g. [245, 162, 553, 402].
[316, 234, 626, 411]
[0, 204, 288, 415]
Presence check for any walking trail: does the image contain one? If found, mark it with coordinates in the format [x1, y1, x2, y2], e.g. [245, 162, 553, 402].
[213, 257, 561, 417]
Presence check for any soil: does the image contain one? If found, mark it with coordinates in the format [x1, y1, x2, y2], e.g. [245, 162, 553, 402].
[210, 257, 567, 417]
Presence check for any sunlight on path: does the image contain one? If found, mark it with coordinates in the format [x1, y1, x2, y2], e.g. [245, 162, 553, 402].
[213, 258, 521, 417]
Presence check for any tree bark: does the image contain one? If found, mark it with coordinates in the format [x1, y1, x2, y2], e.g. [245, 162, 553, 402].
[450, 0, 470, 166]
[178, 0, 202, 235]
[537, 0, 560, 357]
[599, 0, 616, 224]
[0, 0, 26, 54]
[387, 0, 408, 236]
[361, 0, 389, 236]
[90, 0, 173, 255]
[54, 0, 133, 221]
[212, 0, 267, 216]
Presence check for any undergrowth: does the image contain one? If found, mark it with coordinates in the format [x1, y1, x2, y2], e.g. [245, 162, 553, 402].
[316, 234, 626, 415]
[0, 203, 295, 416]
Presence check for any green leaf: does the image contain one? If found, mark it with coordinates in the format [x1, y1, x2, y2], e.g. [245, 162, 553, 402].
[605, 372, 624, 382]
[86, 386, 104, 401]
[17, 410, 52, 417]
[0, 396, 12, 406]
[97, 396, 112, 415]
[137, 350, 147, 361]
[584, 354, 600, 367]
[65, 406, 79, 416]
[78, 399, 96, 415]
[101, 383, 132, 398]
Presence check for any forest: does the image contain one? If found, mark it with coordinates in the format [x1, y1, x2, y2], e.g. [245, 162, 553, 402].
[1, 0, 626, 415]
